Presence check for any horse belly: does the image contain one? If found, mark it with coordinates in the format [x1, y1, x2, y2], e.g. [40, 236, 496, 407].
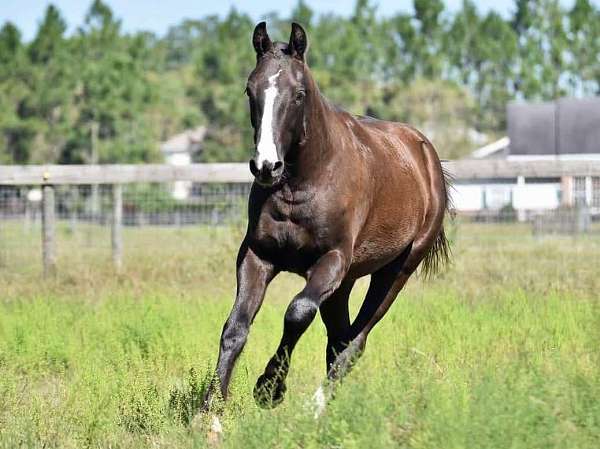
[348, 213, 419, 278]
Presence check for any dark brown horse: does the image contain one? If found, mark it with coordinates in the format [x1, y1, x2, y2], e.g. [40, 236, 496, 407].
[204, 22, 450, 412]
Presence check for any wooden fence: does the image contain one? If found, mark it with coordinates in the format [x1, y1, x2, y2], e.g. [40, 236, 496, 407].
[1, 160, 599, 276]
[2, 160, 600, 186]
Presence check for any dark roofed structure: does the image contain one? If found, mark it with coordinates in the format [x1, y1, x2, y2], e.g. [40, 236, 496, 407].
[463, 97, 600, 217]
[557, 97, 600, 155]
[507, 97, 600, 156]
[507, 101, 556, 155]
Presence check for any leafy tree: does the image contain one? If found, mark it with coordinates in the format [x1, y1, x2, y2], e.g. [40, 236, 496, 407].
[67, 0, 160, 163]
[192, 9, 255, 162]
[567, 0, 600, 94]
[379, 78, 476, 159]
[470, 11, 518, 130]
[28, 5, 66, 64]
[0, 0, 598, 165]
[291, 0, 314, 29]
[413, 0, 446, 79]
[512, 0, 569, 99]
[26, 5, 77, 163]
[446, 0, 480, 86]
[0, 22, 21, 66]
[484, 13, 518, 123]
[0, 23, 29, 163]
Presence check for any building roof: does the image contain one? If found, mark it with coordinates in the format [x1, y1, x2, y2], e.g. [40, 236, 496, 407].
[507, 97, 600, 156]
[160, 126, 206, 155]
[471, 97, 600, 159]
[557, 97, 600, 155]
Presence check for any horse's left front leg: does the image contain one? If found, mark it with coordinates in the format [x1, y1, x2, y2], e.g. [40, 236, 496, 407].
[253, 249, 348, 408]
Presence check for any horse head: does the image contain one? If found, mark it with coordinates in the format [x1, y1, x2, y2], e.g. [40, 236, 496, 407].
[246, 22, 310, 186]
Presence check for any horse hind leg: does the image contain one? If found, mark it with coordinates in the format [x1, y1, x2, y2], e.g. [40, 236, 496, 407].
[331, 172, 449, 379]
[319, 279, 355, 373]
[328, 243, 414, 381]
[313, 238, 438, 415]
[305, 279, 354, 416]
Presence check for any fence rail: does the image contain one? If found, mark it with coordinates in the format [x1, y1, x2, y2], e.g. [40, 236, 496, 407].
[0, 163, 252, 185]
[2, 160, 600, 185]
[1, 160, 600, 277]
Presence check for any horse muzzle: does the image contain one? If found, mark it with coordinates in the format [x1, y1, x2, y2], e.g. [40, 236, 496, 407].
[249, 159, 284, 186]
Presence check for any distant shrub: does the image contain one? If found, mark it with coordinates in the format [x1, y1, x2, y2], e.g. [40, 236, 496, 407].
[168, 367, 216, 426]
[118, 382, 165, 434]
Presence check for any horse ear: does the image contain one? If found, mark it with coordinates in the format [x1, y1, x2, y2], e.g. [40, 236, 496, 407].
[252, 22, 273, 58]
[288, 22, 308, 61]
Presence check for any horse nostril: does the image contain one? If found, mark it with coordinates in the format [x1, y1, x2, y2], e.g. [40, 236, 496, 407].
[273, 161, 283, 172]
[249, 159, 259, 176]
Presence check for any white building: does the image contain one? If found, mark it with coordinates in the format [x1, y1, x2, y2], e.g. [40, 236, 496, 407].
[160, 126, 206, 199]
[452, 97, 600, 217]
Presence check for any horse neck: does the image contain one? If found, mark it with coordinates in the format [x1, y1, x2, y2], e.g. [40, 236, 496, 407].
[287, 71, 335, 183]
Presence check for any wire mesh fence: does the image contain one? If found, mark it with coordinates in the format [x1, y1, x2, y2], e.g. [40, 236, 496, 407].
[0, 183, 250, 226]
[0, 162, 599, 278]
[0, 181, 251, 277]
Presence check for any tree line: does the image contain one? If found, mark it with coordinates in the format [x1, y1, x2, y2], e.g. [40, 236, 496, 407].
[0, 0, 598, 164]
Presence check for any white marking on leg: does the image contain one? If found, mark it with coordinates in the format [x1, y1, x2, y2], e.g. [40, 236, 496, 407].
[210, 415, 223, 434]
[312, 385, 327, 419]
[256, 70, 282, 170]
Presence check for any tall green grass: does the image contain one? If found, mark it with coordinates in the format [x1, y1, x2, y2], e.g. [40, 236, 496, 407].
[0, 223, 599, 448]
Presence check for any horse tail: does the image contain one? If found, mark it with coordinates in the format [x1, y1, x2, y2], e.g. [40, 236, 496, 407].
[421, 223, 451, 279]
[420, 156, 454, 279]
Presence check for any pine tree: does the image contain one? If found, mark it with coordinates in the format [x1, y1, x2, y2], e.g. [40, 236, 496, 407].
[568, 0, 600, 94]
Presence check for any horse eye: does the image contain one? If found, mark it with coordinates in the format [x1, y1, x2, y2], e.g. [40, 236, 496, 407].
[295, 90, 306, 103]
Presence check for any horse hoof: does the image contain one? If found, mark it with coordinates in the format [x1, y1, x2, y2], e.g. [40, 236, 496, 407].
[253, 374, 286, 409]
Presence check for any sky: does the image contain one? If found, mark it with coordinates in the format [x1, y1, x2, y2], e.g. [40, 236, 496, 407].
[0, 0, 587, 41]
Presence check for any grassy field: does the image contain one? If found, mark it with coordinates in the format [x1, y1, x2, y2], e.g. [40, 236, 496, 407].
[0, 221, 599, 448]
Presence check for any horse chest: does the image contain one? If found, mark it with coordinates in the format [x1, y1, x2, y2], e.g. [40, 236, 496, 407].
[258, 206, 315, 248]
[253, 195, 325, 270]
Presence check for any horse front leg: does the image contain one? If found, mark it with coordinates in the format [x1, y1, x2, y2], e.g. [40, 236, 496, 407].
[253, 249, 348, 408]
[203, 241, 276, 410]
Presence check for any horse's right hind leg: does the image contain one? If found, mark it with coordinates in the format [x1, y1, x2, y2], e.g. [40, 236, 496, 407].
[319, 279, 355, 372]
[310, 258, 410, 417]
[312, 242, 433, 416]
[328, 247, 413, 382]
[328, 270, 411, 381]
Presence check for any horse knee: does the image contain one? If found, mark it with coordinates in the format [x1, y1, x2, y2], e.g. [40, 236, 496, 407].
[284, 297, 318, 334]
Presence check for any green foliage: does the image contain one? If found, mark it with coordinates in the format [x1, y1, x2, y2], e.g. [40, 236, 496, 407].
[0, 22, 22, 65]
[168, 368, 216, 425]
[28, 5, 67, 64]
[0, 223, 599, 448]
[377, 78, 476, 159]
[118, 382, 165, 434]
[0, 0, 599, 164]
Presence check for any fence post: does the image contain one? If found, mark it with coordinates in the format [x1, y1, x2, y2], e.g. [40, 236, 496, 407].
[69, 186, 79, 234]
[42, 184, 56, 277]
[112, 183, 123, 271]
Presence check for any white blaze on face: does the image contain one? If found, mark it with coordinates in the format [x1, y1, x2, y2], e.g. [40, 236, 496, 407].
[256, 69, 282, 170]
